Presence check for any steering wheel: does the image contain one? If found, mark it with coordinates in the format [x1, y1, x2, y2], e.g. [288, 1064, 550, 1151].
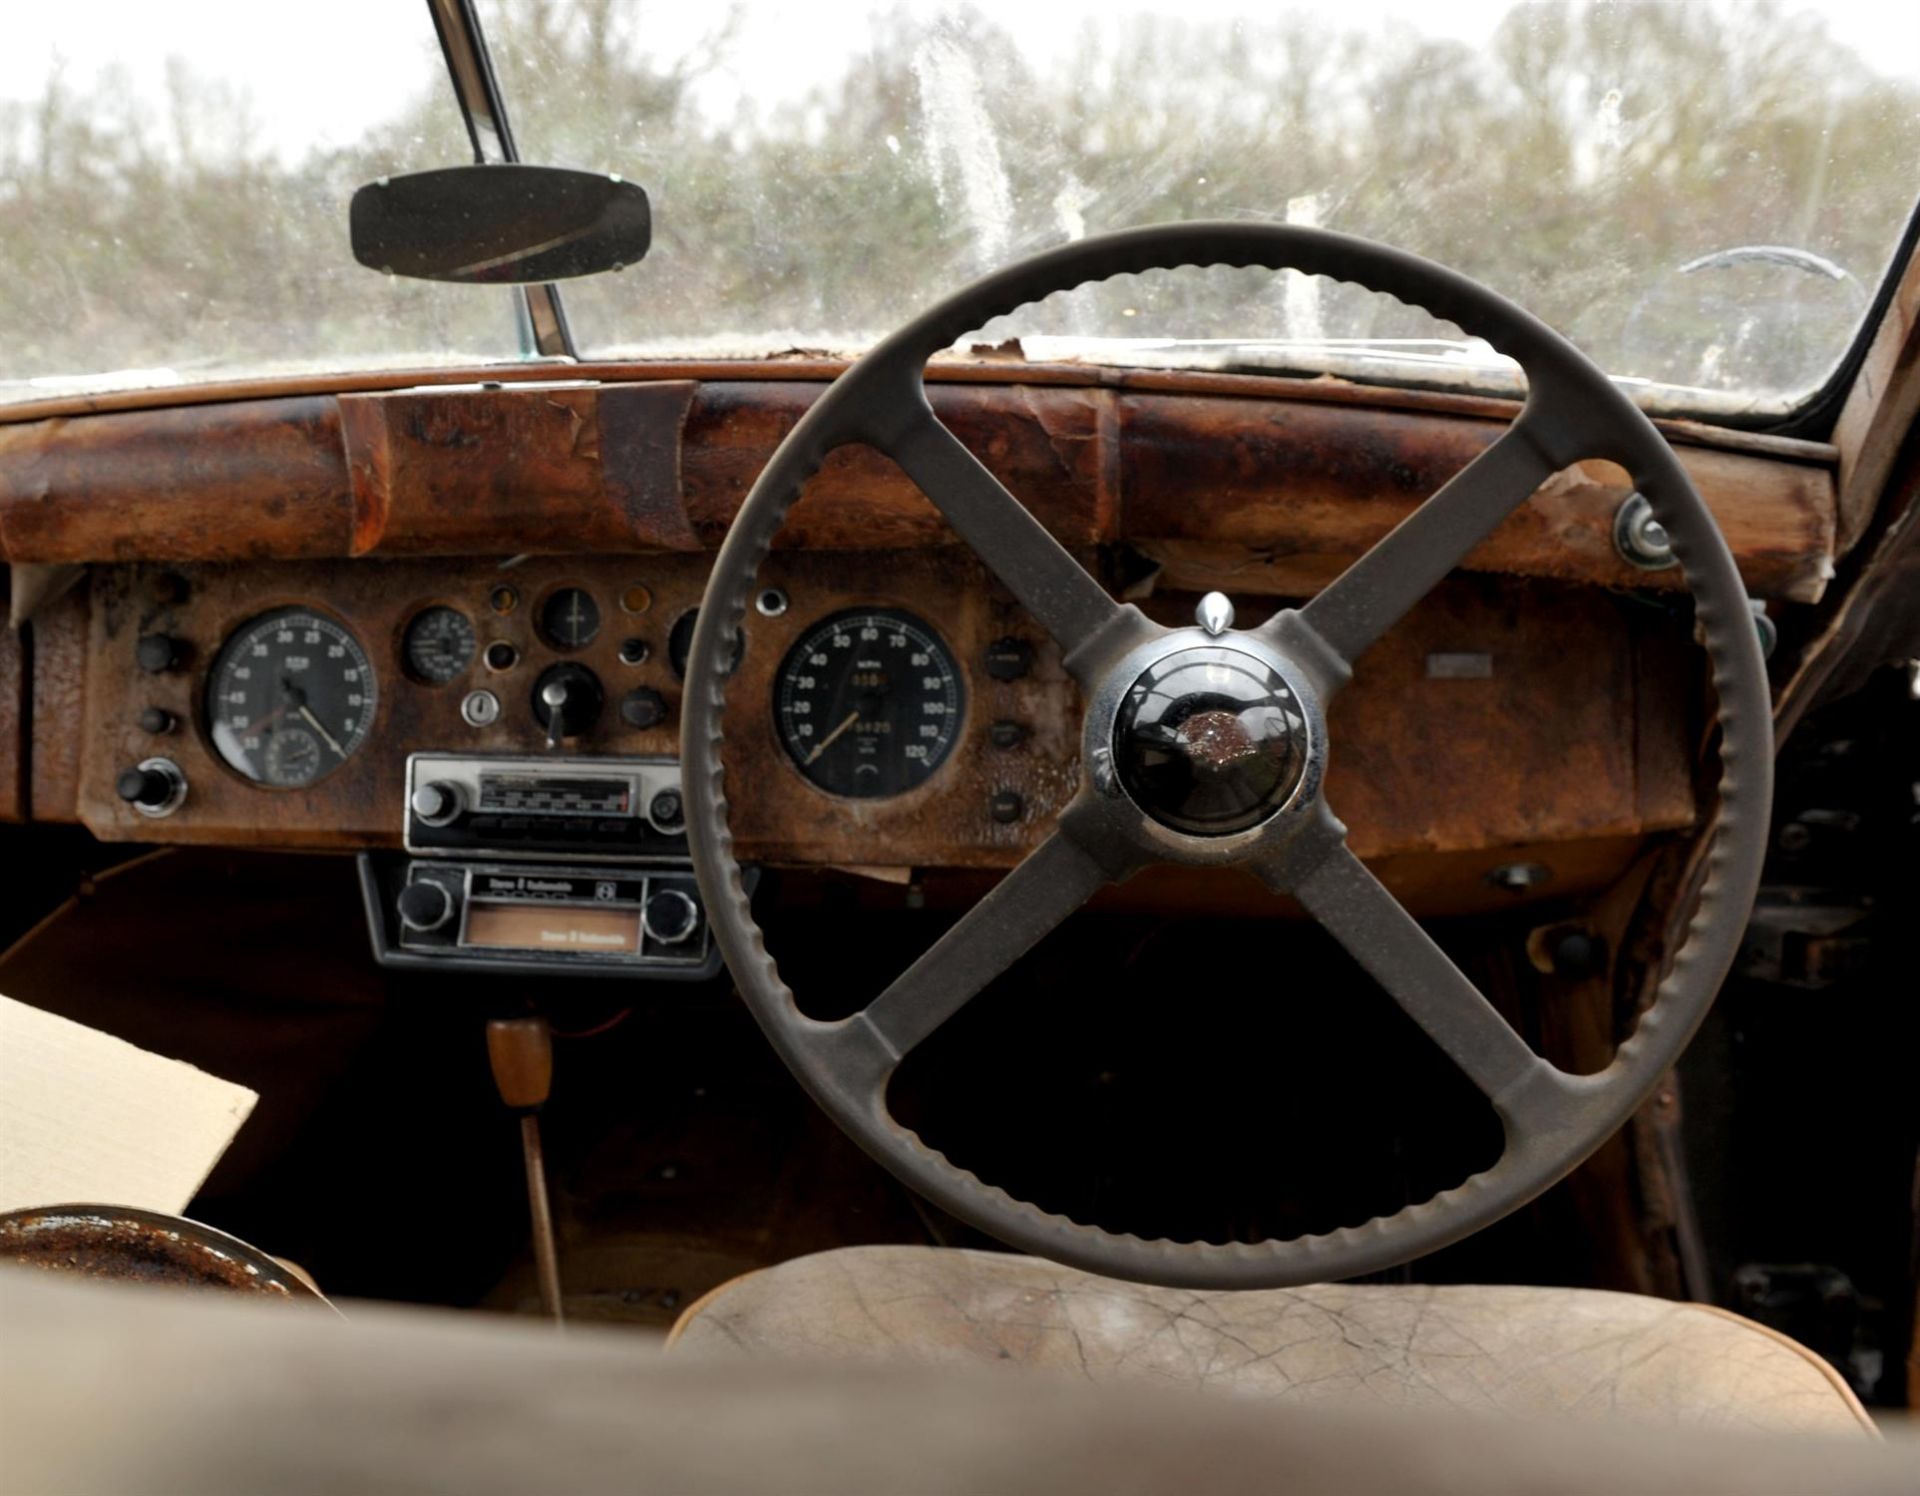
[682, 223, 1771, 1289]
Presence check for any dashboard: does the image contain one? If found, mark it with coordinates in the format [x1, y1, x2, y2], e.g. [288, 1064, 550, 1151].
[0, 362, 1846, 936]
[79, 550, 1083, 870]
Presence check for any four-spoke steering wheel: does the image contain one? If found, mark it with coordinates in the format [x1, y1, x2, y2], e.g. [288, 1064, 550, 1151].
[682, 223, 1771, 1289]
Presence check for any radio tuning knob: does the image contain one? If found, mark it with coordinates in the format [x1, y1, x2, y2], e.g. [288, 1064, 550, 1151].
[397, 880, 455, 933]
[642, 888, 700, 945]
[410, 780, 462, 826]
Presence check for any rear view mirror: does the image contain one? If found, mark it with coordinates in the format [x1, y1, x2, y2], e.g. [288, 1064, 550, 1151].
[349, 164, 650, 284]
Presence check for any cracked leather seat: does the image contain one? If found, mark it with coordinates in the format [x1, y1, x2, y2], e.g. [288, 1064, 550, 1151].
[666, 1246, 1875, 1436]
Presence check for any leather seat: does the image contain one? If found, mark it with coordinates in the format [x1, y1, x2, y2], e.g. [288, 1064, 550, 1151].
[667, 1246, 1874, 1437]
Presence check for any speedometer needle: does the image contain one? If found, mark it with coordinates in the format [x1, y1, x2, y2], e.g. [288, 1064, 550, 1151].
[298, 705, 347, 758]
[806, 711, 861, 764]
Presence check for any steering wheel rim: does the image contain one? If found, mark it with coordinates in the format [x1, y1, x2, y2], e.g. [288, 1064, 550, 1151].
[682, 222, 1772, 1289]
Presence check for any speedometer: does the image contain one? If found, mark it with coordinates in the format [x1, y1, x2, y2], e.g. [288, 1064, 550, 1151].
[775, 609, 964, 798]
[207, 607, 377, 787]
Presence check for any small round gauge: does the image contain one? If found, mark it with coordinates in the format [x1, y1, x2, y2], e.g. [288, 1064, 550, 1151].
[402, 605, 476, 684]
[776, 608, 965, 798]
[540, 587, 601, 650]
[669, 608, 742, 679]
[207, 607, 377, 788]
[263, 727, 322, 786]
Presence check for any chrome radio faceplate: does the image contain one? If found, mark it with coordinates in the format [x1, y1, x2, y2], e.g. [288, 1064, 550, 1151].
[404, 753, 686, 863]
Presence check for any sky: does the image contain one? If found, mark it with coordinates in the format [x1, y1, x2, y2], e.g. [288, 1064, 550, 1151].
[2, 0, 1917, 161]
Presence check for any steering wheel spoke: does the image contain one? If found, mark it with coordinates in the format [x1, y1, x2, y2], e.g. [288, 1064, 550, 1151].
[853, 796, 1141, 1064]
[1274, 841, 1560, 1115]
[882, 404, 1149, 685]
[1271, 414, 1557, 680]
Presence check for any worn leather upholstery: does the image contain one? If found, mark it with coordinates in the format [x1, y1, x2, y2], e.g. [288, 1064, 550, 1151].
[7, 1270, 1914, 1496]
[667, 1246, 1875, 1436]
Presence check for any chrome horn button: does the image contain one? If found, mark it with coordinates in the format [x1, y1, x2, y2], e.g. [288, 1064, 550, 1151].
[1112, 643, 1310, 837]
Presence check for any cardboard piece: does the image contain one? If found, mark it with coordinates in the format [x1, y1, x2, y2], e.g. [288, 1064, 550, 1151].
[0, 993, 258, 1215]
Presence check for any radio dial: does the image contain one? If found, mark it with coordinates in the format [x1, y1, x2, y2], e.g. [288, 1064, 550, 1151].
[410, 780, 462, 826]
[642, 888, 700, 946]
[397, 879, 455, 934]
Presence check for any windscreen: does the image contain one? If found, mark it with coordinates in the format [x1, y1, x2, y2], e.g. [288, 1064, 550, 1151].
[0, 1, 517, 404]
[4, 0, 1916, 422]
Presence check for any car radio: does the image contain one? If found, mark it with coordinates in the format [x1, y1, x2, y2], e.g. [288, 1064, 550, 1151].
[402, 752, 688, 861]
[362, 754, 721, 980]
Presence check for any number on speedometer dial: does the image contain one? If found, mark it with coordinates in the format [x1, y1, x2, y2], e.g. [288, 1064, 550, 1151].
[775, 609, 964, 798]
[207, 607, 377, 787]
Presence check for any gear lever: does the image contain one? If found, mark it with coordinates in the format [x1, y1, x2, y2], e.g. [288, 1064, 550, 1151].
[486, 1015, 565, 1326]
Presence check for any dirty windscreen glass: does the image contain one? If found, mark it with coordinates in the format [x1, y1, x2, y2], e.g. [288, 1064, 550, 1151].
[485, 0, 1919, 419]
[4, 1, 1917, 420]
[0, 1, 518, 404]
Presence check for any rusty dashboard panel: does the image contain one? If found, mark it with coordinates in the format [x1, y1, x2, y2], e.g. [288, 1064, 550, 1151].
[0, 368, 1837, 602]
[0, 368, 1786, 907]
[53, 553, 1697, 902]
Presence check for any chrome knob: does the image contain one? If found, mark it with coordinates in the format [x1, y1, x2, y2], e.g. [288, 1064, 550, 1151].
[410, 780, 462, 826]
[642, 888, 700, 946]
[1195, 591, 1235, 636]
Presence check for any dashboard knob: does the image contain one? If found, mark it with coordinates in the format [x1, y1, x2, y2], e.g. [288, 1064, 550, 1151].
[409, 780, 462, 826]
[642, 888, 700, 945]
[648, 788, 684, 832]
[135, 634, 184, 674]
[397, 879, 455, 934]
[115, 758, 186, 818]
[138, 706, 176, 735]
[531, 663, 604, 747]
[619, 686, 667, 730]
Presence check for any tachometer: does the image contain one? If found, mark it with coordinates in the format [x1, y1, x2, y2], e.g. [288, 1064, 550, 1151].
[775, 608, 964, 798]
[207, 607, 377, 787]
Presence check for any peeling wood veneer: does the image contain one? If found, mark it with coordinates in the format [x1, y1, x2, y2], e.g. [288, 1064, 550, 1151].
[0, 377, 1837, 601]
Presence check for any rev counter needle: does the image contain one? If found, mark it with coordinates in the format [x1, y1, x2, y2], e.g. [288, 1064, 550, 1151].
[806, 710, 861, 765]
[298, 704, 347, 758]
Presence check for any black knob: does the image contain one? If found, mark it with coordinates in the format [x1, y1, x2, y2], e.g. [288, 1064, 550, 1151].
[620, 686, 667, 730]
[397, 879, 454, 933]
[649, 788, 684, 831]
[531, 663, 604, 746]
[989, 790, 1024, 824]
[135, 634, 184, 674]
[642, 888, 700, 945]
[989, 719, 1028, 749]
[117, 767, 169, 806]
[618, 637, 651, 666]
[409, 781, 461, 826]
[115, 759, 185, 816]
[138, 706, 176, 735]
[1551, 931, 1605, 979]
[984, 637, 1033, 681]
